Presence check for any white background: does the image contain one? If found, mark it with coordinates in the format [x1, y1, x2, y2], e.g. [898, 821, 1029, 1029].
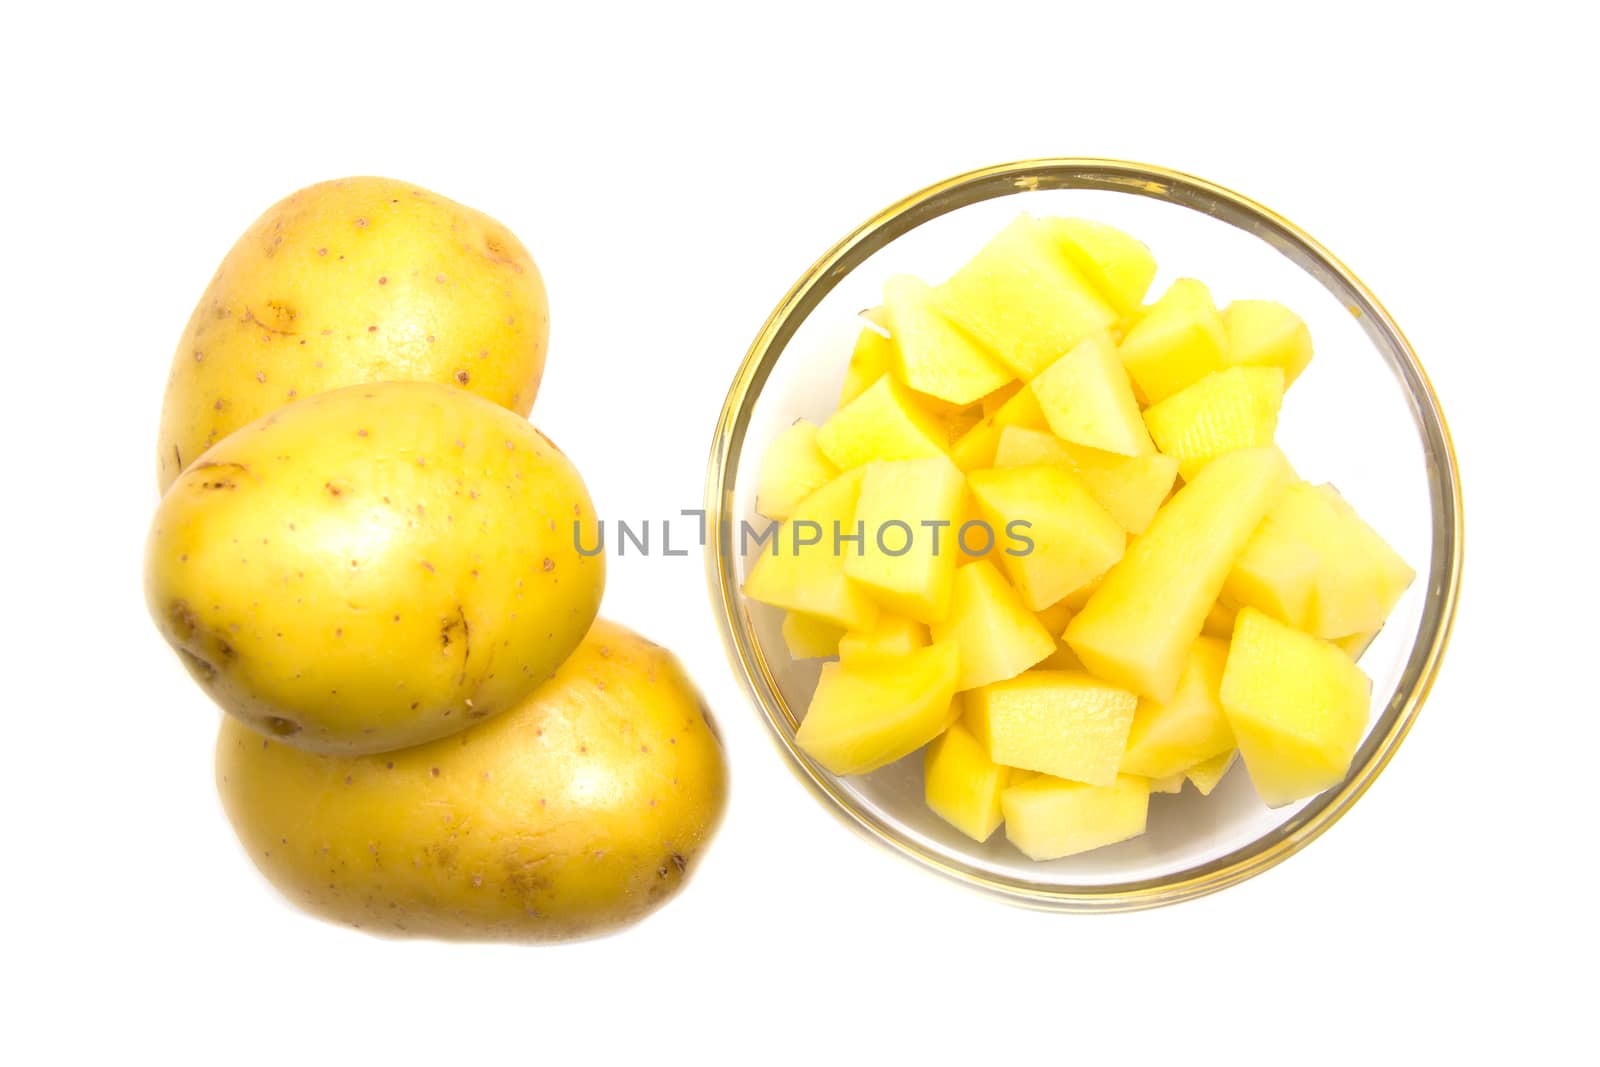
[2, 2, 1593, 1062]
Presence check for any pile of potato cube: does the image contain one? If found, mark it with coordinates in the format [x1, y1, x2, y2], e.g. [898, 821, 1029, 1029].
[745, 214, 1413, 860]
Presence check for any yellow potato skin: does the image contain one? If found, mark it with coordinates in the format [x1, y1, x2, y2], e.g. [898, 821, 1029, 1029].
[215, 620, 728, 942]
[146, 381, 603, 754]
[157, 176, 548, 492]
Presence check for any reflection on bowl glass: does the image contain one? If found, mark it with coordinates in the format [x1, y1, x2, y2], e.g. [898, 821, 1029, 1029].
[705, 159, 1461, 910]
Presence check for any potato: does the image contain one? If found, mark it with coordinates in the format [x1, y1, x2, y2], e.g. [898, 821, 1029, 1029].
[157, 176, 548, 492]
[1220, 609, 1371, 808]
[741, 467, 879, 631]
[1143, 365, 1285, 480]
[754, 419, 836, 521]
[1065, 446, 1292, 702]
[215, 620, 727, 942]
[966, 670, 1137, 787]
[933, 214, 1117, 379]
[966, 464, 1125, 611]
[880, 274, 1011, 405]
[841, 456, 966, 622]
[145, 381, 603, 754]
[1002, 773, 1150, 861]
[1222, 299, 1314, 385]
[928, 560, 1054, 691]
[1117, 278, 1228, 403]
[794, 642, 960, 775]
[1119, 637, 1234, 780]
[1030, 335, 1153, 457]
[1225, 481, 1416, 639]
[924, 720, 1009, 842]
[815, 376, 949, 468]
[1039, 216, 1158, 319]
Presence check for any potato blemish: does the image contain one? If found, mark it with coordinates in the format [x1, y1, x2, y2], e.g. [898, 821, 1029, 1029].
[176, 648, 217, 683]
[166, 599, 199, 642]
[191, 460, 248, 490]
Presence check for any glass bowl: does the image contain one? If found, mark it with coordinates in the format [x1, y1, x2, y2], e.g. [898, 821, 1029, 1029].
[704, 158, 1462, 910]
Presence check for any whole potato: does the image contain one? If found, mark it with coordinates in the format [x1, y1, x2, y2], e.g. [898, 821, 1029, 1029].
[146, 381, 603, 754]
[157, 176, 548, 492]
[216, 620, 728, 942]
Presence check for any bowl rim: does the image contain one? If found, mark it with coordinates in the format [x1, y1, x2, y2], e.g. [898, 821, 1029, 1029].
[704, 157, 1463, 911]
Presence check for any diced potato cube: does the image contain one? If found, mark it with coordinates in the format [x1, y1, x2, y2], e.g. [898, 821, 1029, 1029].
[993, 427, 1178, 535]
[1149, 772, 1186, 794]
[781, 611, 843, 660]
[924, 719, 1010, 842]
[1119, 636, 1234, 779]
[933, 214, 1118, 378]
[967, 464, 1125, 611]
[743, 468, 879, 630]
[1118, 278, 1228, 403]
[929, 560, 1056, 690]
[1144, 366, 1285, 480]
[1220, 608, 1372, 807]
[1223, 511, 1321, 631]
[838, 614, 929, 663]
[842, 456, 966, 621]
[1186, 750, 1236, 795]
[966, 670, 1137, 786]
[817, 375, 948, 469]
[1222, 299, 1313, 386]
[1058, 445, 1178, 536]
[839, 317, 895, 407]
[1039, 217, 1158, 318]
[795, 642, 961, 776]
[882, 274, 1014, 405]
[1227, 481, 1415, 638]
[1065, 446, 1293, 701]
[756, 419, 839, 521]
[1002, 773, 1150, 860]
[1031, 335, 1155, 456]
[1308, 484, 1416, 638]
